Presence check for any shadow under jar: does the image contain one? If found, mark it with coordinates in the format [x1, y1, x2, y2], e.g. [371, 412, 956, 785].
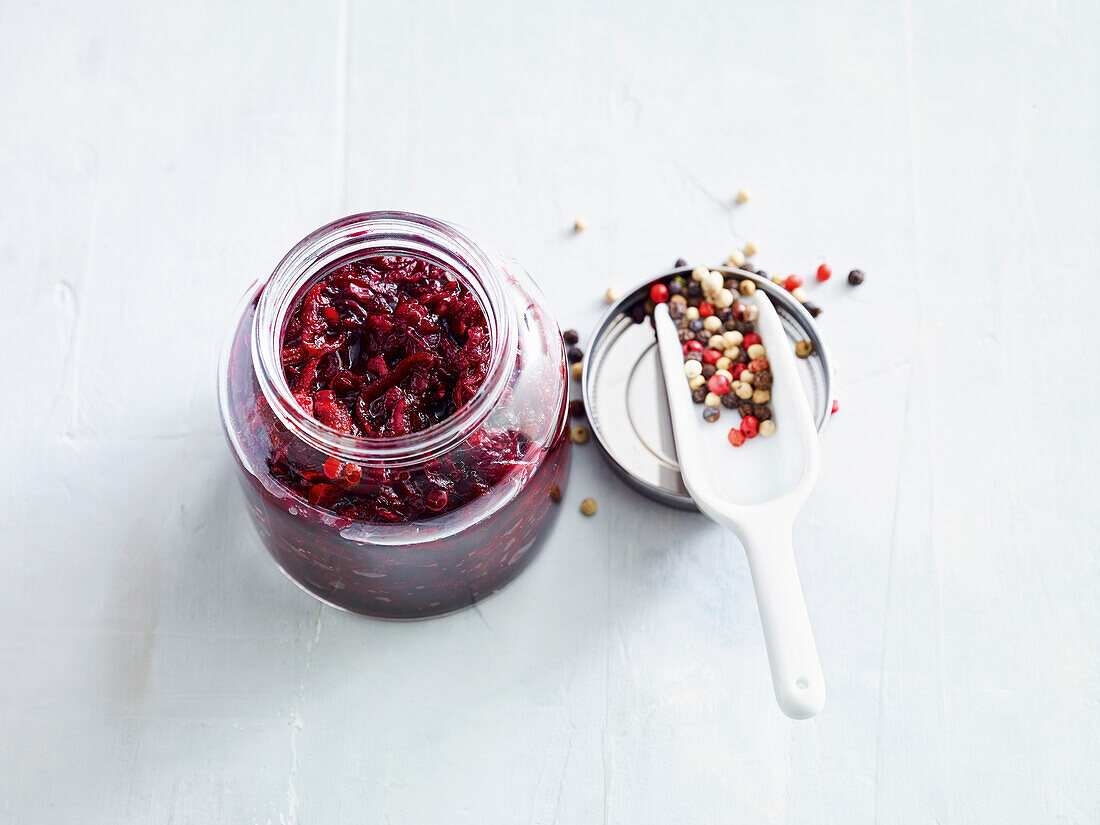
[218, 212, 571, 618]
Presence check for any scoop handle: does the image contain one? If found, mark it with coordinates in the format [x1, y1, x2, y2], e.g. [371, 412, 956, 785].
[739, 519, 825, 719]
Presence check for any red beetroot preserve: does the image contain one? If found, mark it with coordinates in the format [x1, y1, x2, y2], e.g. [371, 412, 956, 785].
[218, 213, 571, 618]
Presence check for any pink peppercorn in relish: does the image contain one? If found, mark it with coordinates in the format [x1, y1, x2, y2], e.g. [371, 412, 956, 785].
[218, 213, 571, 618]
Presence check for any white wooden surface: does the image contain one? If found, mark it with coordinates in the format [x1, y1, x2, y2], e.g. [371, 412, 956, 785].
[2, 1, 1098, 822]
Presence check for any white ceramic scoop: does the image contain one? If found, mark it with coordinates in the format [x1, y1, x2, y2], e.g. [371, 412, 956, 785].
[654, 296, 825, 719]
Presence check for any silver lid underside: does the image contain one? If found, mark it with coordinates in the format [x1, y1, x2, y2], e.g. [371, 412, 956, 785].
[582, 266, 835, 510]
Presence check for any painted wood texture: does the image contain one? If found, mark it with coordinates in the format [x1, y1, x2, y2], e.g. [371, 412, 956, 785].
[1, 1, 1097, 822]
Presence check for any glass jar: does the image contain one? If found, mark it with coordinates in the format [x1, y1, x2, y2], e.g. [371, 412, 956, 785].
[217, 212, 571, 619]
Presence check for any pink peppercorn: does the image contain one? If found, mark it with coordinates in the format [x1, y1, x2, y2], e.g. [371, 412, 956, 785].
[708, 374, 730, 395]
[816, 263, 832, 282]
[784, 275, 803, 291]
[699, 301, 715, 317]
[649, 283, 670, 303]
[728, 428, 746, 447]
[742, 332, 762, 348]
[741, 415, 759, 438]
[749, 357, 770, 372]
[831, 399, 839, 415]
[343, 463, 362, 485]
[729, 363, 748, 379]
[702, 348, 721, 365]
[323, 456, 343, 479]
[684, 340, 703, 354]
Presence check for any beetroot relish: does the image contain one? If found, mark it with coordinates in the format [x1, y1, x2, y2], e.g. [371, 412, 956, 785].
[264, 421, 535, 522]
[266, 254, 533, 524]
[281, 254, 491, 438]
[220, 213, 573, 618]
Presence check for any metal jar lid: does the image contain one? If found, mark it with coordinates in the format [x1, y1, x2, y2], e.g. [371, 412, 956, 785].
[582, 266, 835, 510]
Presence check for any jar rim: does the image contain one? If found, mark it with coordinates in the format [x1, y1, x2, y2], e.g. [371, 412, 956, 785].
[251, 211, 517, 466]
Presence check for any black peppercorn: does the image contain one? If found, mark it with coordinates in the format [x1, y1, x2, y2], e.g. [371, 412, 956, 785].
[723, 319, 738, 331]
[703, 406, 720, 423]
[630, 304, 646, 324]
[701, 364, 717, 378]
[695, 330, 710, 344]
[805, 302, 822, 318]
[848, 269, 865, 286]
[721, 393, 739, 409]
[678, 328, 694, 343]
[685, 351, 703, 362]
[669, 302, 686, 320]
[668, 279, 684, 296]
[686, 281, 702, 298]
[568, 399, 586, 418]
[563, 329, 579, 345]
[738, 402, 754, 417]
[753, 404, 772, 421]
[675, 258, 687, 268]
[688, 319, 704, 332]
[691, 387, 707, 403]
[754, 369, 772, 390]
[566, 346, 584, 363]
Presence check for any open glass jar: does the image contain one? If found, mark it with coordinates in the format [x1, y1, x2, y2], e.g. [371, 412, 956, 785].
[218, 212, 571, 618]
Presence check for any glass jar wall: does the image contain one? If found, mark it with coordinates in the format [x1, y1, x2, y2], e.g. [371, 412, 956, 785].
[217, 213, 570, 618]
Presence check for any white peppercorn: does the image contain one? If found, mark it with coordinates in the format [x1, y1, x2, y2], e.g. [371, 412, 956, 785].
[712, 288, 735, 309]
